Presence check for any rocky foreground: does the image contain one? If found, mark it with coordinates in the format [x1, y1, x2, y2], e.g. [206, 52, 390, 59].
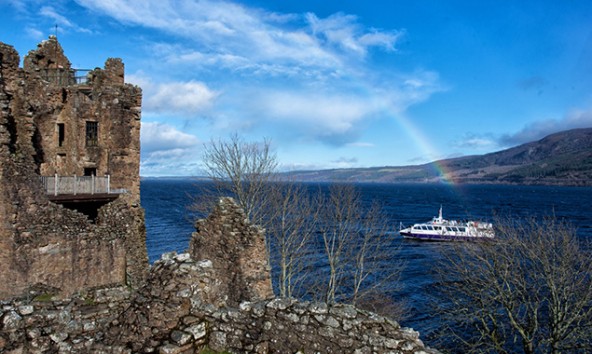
[0, 199, 438, 353]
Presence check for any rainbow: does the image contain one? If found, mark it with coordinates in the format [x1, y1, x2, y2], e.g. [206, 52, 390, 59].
[394, 113, 455, 184]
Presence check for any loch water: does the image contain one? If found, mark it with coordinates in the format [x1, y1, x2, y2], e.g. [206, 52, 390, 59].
[141, 178, 592, 340]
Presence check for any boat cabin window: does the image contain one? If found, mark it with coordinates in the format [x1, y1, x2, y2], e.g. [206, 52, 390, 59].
[427, 226, 434, 230]
[434, 226, 442, 230]
[459, 227, 466, 232]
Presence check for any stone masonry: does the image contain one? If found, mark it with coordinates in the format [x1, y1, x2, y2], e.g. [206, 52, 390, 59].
[0, 250, 439, 353]
[0, 37, 147, 299]
[190, 197, 274, 307]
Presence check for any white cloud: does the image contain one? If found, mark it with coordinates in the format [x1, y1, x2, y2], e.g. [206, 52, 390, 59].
[359, 30, 403, 51]
[279, 159, 356, 172]
[74, 0, 399, 76]
[499, 108, 592, 146]
[39, 5, 91, 33]
[332, 156, 358, 165]
[147, 81, 219, 115]
[306, 13, 402, 55]
[346, 142, 375, 148]
[140, 150, 202, 176]
[260, 91, 373, 133]
[125, 72, 152, 89]
[453, 133, 497, 150]
[40, 6, 74, 28]
[140, 122, 204, 176]
[242, 89, 390, 146]
[6, 0, 28, 13]
[141, 122, 200, 153]
[127, 73, 219, 116]
[243, 68, 443, 145]
[25, 27, 44, 40]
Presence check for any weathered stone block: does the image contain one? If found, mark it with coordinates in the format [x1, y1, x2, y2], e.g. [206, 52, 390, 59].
[170, 330, 192, 346]
[185, 322, 207, 341]
[1, 311, 22, 331]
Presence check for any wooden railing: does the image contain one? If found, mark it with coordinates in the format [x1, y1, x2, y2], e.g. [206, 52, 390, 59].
[40, 175, 127, 196]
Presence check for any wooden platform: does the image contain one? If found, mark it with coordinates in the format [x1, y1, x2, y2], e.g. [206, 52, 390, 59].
[48, 193, 120, 203]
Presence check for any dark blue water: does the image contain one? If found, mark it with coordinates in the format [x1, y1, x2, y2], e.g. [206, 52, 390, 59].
[141, 178, 592, 340]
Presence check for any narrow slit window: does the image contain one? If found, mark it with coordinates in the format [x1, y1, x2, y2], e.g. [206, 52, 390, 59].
[86, 121, 98, 147]
[57, 123, 65, 147]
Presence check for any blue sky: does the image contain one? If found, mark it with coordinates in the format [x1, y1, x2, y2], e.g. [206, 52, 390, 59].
[2, 0, 591, 176]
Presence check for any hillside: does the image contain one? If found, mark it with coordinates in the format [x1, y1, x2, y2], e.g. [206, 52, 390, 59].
[284, 128, 592, 186]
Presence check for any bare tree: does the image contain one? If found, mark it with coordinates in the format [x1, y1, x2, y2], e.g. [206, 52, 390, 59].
[196, 135, 315, 297]
[196, 135, 404, 316]
[200, 133, 277, 226]
[351, 201, 401, 306]
[314, 184, 403, 311]
[315, 184, 358, 304]
[266, 181, 318, 298]
[435, 216, 592, 354]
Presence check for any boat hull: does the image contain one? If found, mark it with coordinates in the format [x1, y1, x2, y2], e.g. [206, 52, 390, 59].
[400, 231, 492, 242]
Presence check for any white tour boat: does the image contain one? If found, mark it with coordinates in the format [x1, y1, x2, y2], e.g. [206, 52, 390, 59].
[399, 206, 494, 241]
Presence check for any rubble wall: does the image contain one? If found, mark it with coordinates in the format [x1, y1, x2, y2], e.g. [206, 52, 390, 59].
[0, 252, 439, 354]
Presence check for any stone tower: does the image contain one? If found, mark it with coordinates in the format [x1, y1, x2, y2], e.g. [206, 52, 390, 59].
[0, 37, 148, 299]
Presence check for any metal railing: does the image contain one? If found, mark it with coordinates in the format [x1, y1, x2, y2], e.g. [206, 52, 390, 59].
[38, 68, 92, 86]
[40, 175, 128, 196]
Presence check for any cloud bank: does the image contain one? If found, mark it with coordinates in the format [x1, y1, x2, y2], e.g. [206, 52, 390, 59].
[141, 122, 200, 153]
[500, 108, 592, 146]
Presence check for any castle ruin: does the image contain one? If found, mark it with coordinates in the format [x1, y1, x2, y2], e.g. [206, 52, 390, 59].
[0, 36, 147, 299]
[0, 38, 437, 353]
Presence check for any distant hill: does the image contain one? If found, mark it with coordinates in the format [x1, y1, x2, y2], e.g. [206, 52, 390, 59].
[284, 128, 592, 186]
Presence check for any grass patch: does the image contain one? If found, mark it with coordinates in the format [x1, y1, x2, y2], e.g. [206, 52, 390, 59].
[32, 293, 54, 302]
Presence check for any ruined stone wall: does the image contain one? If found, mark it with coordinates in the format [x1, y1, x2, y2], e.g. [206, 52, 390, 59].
[190, 197, 274, 307]
[0, 39, 147, 299]
[0, 252, 438, 354]
[0, 196, 437, 353]
[0, 286, 132, 353]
